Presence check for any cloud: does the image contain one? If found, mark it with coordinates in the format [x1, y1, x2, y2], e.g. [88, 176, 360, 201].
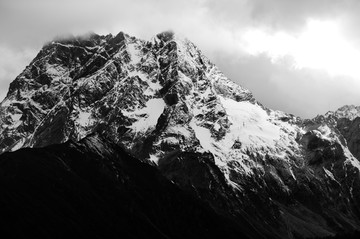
[213, 53, 360, 118]
[0, 0, 206, 48]
[249, 0, 343, 31]
[205, 0, 357, 32]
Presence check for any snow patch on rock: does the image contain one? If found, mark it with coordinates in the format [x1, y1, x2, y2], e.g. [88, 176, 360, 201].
[124, 98, 166, 132]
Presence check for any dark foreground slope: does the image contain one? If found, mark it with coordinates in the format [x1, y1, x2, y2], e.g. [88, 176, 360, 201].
[0, 134, 254, 239]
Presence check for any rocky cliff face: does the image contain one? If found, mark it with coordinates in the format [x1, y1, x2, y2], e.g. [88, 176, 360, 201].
[1, 31, 360, 238]
[316, 105, 360, 161]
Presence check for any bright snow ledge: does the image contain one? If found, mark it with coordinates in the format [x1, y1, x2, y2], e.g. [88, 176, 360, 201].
[123, 98, 166, 132]
[189, 96, 301, 175]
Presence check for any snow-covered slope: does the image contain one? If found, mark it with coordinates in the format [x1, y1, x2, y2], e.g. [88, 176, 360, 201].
[1, 30, 360, 238]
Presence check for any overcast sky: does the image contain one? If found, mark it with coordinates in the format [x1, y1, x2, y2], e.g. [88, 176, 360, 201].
[1, 0, 360, 118]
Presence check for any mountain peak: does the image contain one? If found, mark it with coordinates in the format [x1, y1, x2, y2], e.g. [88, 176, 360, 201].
[0, 30, 253, 154]
[155, 30, 176, 42]
[152, 30, 195, 51]
[325, 104, 360, 120]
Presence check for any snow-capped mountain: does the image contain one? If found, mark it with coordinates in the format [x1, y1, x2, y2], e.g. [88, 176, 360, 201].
[1, 31, 360, 238]
[312, 104, 360, 169]
[325, 105, 360, 121]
